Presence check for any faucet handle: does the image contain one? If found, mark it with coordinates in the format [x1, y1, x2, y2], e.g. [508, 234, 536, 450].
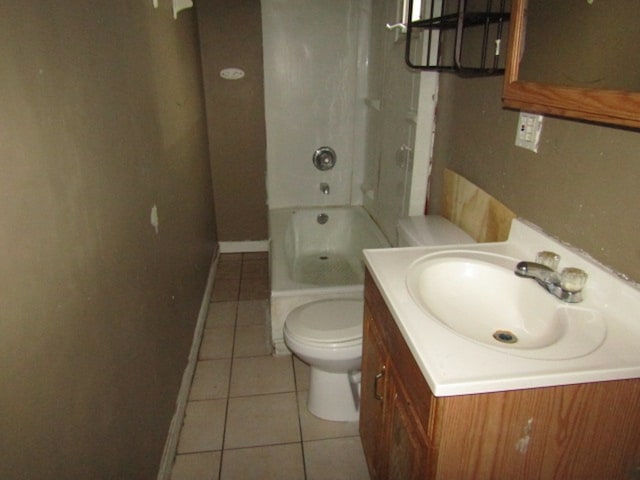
[535, 251, 560, 270]
[560, 267, 588, 293]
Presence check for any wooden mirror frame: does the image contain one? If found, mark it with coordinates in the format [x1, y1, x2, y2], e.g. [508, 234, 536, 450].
[503, 0, 640, 129]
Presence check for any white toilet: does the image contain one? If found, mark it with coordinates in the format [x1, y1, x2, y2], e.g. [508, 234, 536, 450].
[396, 214, 475, 247]
[284, 298, 363, 421]
[283, 215, 474, 422]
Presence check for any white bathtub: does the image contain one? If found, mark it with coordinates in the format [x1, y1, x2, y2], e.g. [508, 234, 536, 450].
[269, 206, 390, 354]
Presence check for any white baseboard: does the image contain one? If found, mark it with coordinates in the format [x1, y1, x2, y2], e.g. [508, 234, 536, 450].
[219, 240, 269, 253]
[157, 248, 219, 480]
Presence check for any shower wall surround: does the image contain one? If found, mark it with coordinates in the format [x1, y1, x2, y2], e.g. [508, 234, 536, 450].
[262, 0, 436, 244]
[262, 0, 365, 209]
[360, 0, 435, 242]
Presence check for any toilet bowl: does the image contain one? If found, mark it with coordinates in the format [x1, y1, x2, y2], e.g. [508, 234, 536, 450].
[284, 298, 363, 422]
[284, 215, 476, 423]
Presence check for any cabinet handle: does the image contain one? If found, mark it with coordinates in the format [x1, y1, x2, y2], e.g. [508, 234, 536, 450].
[374, 365, 386, 401]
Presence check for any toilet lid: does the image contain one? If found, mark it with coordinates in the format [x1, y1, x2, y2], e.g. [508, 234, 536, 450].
[286, 299, 363, 344]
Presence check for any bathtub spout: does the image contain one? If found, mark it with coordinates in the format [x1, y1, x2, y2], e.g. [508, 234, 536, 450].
[320, 183, 330, 195]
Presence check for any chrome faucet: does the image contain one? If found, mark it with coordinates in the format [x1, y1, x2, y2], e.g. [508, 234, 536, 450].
[320, 182, 330, 195]
[514, 253, 587, 303]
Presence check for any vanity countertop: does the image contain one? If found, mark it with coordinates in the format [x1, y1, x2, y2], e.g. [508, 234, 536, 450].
[363, 219, 640, 396]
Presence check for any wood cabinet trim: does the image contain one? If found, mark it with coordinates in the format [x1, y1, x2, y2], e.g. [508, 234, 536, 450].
[502, 0, 640, 129]
[365, 270, 436, 441]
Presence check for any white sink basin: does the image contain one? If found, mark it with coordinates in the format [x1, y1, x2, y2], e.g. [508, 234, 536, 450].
[406, 250, 607, 360]
[364, 219, 640, 396]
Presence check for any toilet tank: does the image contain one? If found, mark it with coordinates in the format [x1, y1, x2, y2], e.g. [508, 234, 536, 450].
[397, 215, 475, 247]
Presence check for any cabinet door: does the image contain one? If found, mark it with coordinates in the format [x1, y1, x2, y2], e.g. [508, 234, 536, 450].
[387, 377, 433, 480]
[360, 308, 388, 479]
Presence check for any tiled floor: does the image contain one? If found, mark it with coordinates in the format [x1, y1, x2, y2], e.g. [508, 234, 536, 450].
[170, 253, 370, 480]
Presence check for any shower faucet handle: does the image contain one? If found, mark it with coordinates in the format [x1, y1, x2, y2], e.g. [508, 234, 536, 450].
[312, 147, 337, 171]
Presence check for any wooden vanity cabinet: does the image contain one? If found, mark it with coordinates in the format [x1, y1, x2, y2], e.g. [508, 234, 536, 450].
[361, 270, 640, 479]
[361, 270, 436, 480]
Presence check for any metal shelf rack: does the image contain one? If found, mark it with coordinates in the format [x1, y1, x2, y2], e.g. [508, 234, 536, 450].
[405, 0, 510, 76]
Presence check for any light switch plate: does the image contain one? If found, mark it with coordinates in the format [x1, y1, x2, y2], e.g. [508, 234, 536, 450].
[515, 112, 543, 152]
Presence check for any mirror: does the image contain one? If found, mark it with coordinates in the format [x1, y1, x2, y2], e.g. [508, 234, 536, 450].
[503, 0, 640, 129]
[519, 1, 640, 92]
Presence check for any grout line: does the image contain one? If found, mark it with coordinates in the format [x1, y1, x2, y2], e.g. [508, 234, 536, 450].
[217, 295, 239, 480]
[221, 440, 305, 453]
[227, 389, 297, 401]
[292, 355, 309, 480]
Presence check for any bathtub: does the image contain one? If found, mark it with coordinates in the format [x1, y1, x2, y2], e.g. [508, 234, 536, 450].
[269, 206, 390, 355]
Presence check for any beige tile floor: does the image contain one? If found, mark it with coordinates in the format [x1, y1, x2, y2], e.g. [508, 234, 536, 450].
[170, 253, 370, 480]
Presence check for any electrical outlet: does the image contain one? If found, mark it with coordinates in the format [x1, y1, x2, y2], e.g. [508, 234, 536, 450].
[515, 112, 543, 152]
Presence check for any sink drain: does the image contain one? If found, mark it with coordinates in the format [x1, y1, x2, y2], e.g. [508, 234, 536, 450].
[319, 255, 328, 260]
[493, 330, 518, 344]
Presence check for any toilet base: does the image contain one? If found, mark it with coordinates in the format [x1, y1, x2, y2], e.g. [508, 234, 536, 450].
[307, 368, 360, 422]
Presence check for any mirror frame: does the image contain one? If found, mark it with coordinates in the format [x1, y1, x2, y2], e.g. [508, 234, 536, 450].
[503, 0, 640, 129]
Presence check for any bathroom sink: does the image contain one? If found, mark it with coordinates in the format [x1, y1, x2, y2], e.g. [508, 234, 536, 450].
[406, 250, 607, 360]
